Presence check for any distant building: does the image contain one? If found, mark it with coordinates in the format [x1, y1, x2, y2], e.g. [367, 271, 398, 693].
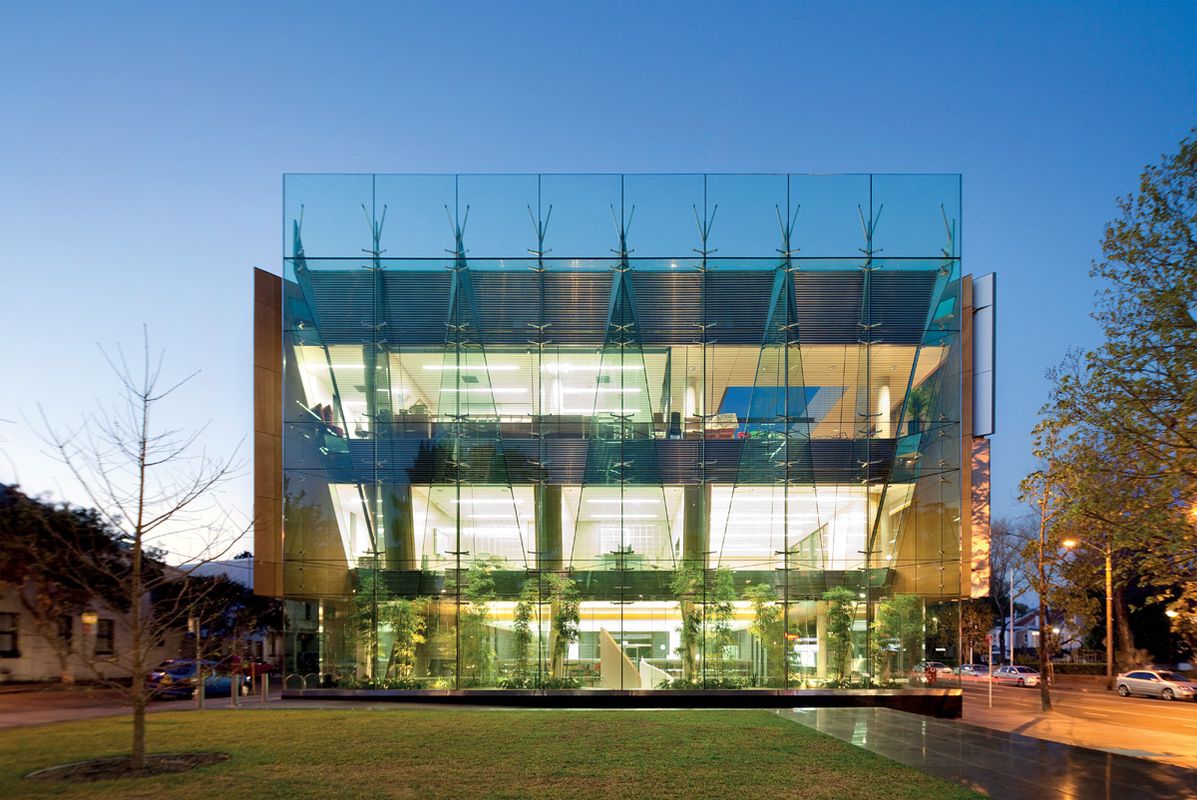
[0, 580, 182, 684]
[989, 609, 1084, 662]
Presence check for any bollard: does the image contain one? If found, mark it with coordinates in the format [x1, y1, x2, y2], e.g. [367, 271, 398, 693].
[261, 673, 269, 703]
[232, 673, 239, 709]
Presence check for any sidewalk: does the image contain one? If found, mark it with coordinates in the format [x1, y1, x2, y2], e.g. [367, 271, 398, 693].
[783, 707, 1197, 800]
[0, 686, 277, 730]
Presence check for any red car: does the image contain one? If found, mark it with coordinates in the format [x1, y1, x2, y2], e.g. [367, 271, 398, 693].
[223, 656, 275, 678]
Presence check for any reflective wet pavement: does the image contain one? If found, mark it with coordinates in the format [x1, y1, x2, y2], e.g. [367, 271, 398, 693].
[781, 707, 1197, 800]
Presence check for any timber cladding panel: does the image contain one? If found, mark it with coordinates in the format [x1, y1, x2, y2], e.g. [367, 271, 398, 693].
[254, 268, 284, 597]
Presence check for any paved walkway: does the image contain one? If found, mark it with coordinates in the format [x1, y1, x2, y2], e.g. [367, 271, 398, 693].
[783, 707, 1197, 800]
[0, 686, 265, 729]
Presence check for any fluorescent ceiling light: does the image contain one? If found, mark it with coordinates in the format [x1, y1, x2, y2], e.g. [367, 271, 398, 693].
[562, 408, 641, 413]
[452, 526, 524, 535]
[718, 514, 821, 522]
[449, 498, 527, 505]
[560, 388, 641, 394]
[588, 513, 658, 520]
[585, 498, 661, 505]
[542, 364, 644, 373]
[423, 365, 519, 372]
[440, 387, 528, 394]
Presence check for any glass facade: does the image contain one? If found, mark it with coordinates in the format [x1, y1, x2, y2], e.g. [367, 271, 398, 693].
[279, 173, 966, 692]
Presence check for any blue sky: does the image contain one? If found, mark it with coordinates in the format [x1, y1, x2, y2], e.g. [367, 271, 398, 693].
[1, 1, 1194, 557]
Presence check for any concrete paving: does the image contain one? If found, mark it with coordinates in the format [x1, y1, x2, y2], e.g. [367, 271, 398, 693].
[784, 706, 1197, 800]
[0, 686, 268, 729]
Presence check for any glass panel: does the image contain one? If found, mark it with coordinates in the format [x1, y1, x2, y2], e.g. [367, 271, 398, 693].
[278, 174, 967, 693]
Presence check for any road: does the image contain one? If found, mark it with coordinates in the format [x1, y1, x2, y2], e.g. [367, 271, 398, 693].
[963, 681, 1197, 735]
[960, 680, 1197, 768]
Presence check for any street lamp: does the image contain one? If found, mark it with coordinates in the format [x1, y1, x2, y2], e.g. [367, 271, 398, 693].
[1062, 537, 1114, 691]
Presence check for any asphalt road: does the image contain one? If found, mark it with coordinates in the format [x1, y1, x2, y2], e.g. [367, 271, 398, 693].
[962, 681, 1197, 737]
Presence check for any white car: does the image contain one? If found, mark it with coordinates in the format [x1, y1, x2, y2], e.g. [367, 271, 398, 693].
[957, 664, 991, 681]
[910, 661, 955, 683]
[993, 665, 1040, 687]
[1116, 670, 1197, 701]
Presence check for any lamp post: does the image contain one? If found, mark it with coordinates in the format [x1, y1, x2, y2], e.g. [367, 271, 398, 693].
[1062, 537, 1113, 690]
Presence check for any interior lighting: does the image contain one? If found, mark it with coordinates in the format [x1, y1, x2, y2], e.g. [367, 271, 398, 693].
[423, 364, 519, 372]
[588, 513, 658, 520]
[542, 363, 644, 374]
[455, 526, 524, 535]
[720, 513, 821, 521]
[586, 498, 661, 505]
[560, 387, 641, 394]
[440, 387, 528, 394]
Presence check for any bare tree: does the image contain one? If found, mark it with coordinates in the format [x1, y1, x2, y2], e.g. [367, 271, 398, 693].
[37, 332, 246, 770]
[988, 517, 1030, 665]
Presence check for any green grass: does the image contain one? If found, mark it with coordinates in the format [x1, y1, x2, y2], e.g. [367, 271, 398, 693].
[0, 709, 982, 800]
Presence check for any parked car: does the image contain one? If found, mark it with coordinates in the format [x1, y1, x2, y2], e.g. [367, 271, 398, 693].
[1116, 670, 1197, 701]
[958, 664, 991, 680]
[993, 665, 1040, 687]
[223, 655, 275, 678]
[147, 659, 251, 699]
[911, 661, 955, 683]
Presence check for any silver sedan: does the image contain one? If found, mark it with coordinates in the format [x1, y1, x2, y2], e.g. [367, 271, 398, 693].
[1116, 670, 1197, 701]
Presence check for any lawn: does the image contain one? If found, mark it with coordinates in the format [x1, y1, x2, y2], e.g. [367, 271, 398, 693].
[0, 709, 982, 800]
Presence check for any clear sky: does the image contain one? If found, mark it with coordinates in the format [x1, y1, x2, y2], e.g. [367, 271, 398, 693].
[1, 1, 1194, 559]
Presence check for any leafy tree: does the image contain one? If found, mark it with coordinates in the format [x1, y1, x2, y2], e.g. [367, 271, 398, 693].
[1017, 416, 1093, 711]
[1059, 131, 1197, 492]
[670, 561, 703, 681]
[822, 586, 857, 682]
[1046, 131, 1196, 656]
[960, 599, 994, 665]
[383, 597, 429, 681]
[706, 567, 737, 680]
[546, 572, 579, 680]
[745, 581, 783, 686]
[874, 594, 925, 679]
[511, 580, 538, 681]
[456, 559, 499, 687]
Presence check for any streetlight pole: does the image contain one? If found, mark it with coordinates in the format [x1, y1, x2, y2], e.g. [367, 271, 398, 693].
[1063, 538, 1114, 691]
[1103, 546, 1113, 691]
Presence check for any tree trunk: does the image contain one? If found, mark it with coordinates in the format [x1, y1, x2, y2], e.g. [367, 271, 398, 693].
[131, 682, 147, 770]
[1113, 584, 1137, 670]
[1036, 498, 1053, 713]
[1037, 601, 1052, 712]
